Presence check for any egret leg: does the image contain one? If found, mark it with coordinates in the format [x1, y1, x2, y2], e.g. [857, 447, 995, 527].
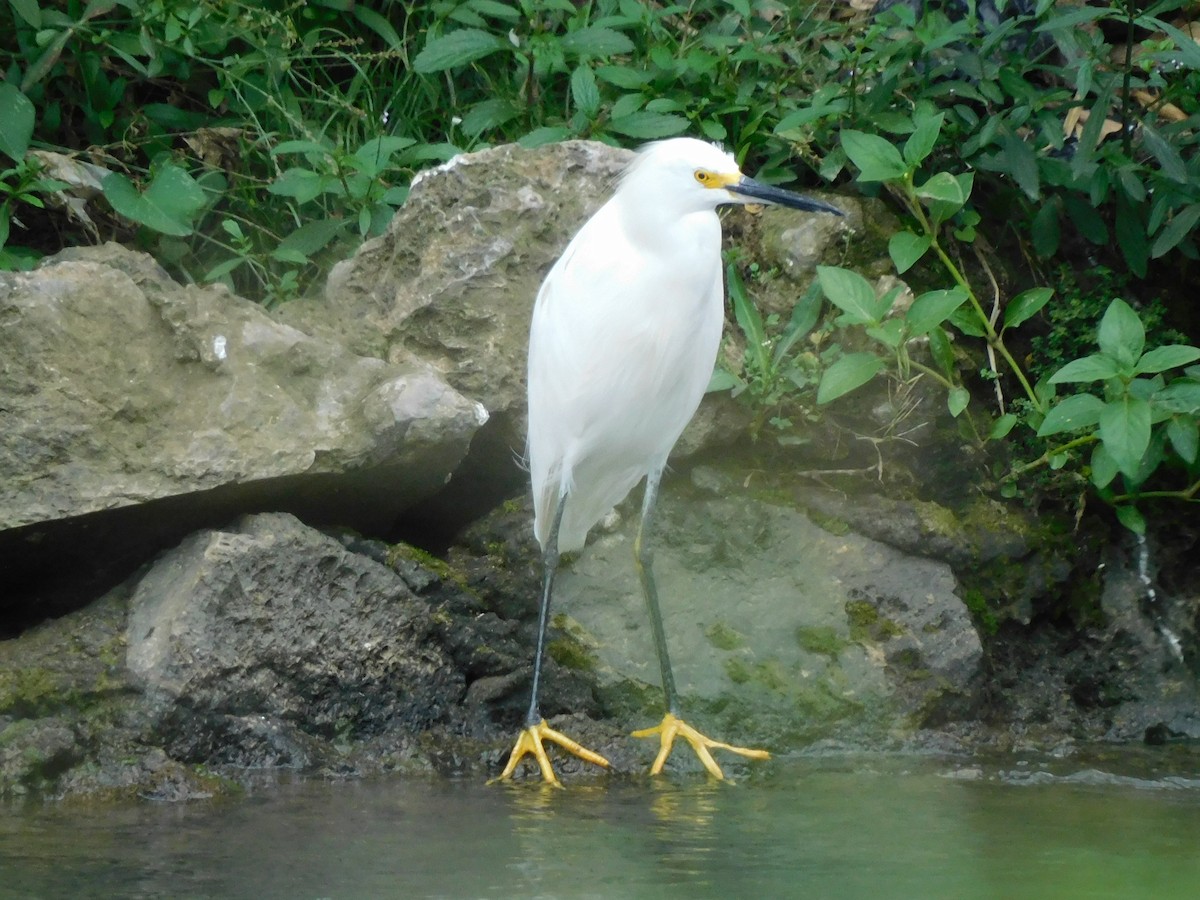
[490, 492, 610, 787]
[630, 469, 770, 779]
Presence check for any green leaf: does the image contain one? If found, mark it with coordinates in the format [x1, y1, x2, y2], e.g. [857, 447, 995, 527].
[1114, 505, 1145, 535]
[947, 386, 970, 417]
[947, 305, 987, 338]
[1140, 121, 1187, 183]
[903, 112, 943, 167]
[1097, 298, 1144, 369]
[1099, 395, 1152, 478]
[1036, 393, 1105, 436]
[9, 0, 41, 27]
[595, 66, 650, 89]
[914, 171, 967, 206]
[102, 164, 206, 236]
[1031, 199, 1060, 257]
[1003, 287, 1053, 330]
[607, 111, 688, 138]
[277, 218, 345, 256]
[816, 265, 881, 326]
[1142, 16, 1200, 68]
[560, 26, 636, 58]
[888, 232, 930, 274]
[468, 0, 522, 22]
[268, 168, 326, 203]
[1167, 416, 1199, 463]
[817, 352, 884, 404]
[1090, 442, 1119, 489]
[570, 65, 601, 118]
[1049, 353, 1120, 384]
[1154, 381, 1200, 414]
[707, 367, 739, 393]
[925, 172, 974, 225]
[203, 256, 245, 282]
[1150, 203, 1200, 259]
[928, 325, 956, 375]
[1134, 344, 1200, 374]
[353, 6, 403, 47]
[271, 247, 309, 265]
[271, 139, 333, 157]
[772, 282, 823, 367]
[20, 26, 71, 91]
[0, 83, 35, 161]
[841, 130, 908, 183]
[728, 264, 768, 375]
[519, 126, 572, 148]
[999, 128, 1039, 199]
[905, 288, 967, 336]
[990, 413, 1018, 439]
[866, 318, 905, 349]
[412, 29, 509, 73]
[1115, 195, 1148, 278]
[460, 98, 521, 136]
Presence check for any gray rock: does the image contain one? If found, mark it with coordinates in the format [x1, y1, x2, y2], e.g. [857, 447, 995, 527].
[125, 513, 462, 739]
[0, 244, 484, 621]
[550, 469, 983, 758]
[293, 141, 636, 424]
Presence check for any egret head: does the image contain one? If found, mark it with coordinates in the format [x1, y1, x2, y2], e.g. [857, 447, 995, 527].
[623, 137, 844, 217]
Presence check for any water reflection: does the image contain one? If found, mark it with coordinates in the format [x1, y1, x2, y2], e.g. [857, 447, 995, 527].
[2, 754, 1199, 899]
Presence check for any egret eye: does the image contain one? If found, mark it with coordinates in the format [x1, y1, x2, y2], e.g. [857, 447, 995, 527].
[694, 169, 712, 185]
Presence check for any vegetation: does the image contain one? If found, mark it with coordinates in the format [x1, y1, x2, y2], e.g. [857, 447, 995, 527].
[1, 0, 1197, 524]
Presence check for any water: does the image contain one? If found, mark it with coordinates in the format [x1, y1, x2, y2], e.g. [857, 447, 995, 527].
[2, 754, 1199, 899]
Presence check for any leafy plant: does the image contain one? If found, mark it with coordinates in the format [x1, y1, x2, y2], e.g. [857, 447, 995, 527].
[1034, 299, 1200, 532]
[713, 261, 827, 439]
[813, 105, 1199, 530]
[792, 1, 1200, 276]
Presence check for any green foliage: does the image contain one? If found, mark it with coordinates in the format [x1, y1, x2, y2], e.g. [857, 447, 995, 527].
[814, 108, 1200, 530]
[3, 0, 1197, 306]
[0, 0, 451, 299]
[796, 0, 1200, 276]
[713, 260, 828, 440]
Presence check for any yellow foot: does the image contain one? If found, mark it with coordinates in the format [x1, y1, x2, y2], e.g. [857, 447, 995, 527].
[632, 712, 769, 779]
[488, 719, 611, 787]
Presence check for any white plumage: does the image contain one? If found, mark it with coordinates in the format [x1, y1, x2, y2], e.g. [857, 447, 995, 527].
[527, 138, 735, 552]
[494, 137, 841, 786]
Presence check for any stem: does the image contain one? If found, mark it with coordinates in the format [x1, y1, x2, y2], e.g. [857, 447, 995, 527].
[900, 180, 1044, 413]
[1008, 434, 1098, 477]
[1111, 478, 1200, 503]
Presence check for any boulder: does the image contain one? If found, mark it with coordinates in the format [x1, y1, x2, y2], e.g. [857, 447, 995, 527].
[0, 512, 594, 798]
[0, 245, 485, 624]
[550, 466, 984, 756]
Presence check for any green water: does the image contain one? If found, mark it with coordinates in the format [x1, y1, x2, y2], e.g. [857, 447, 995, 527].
[2, 753, 1199, 899]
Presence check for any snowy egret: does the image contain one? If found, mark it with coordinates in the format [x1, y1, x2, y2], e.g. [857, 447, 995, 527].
[494, 138, 844, 786]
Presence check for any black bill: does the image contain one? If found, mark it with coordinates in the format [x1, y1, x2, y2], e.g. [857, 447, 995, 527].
[728, 176, 844, 216]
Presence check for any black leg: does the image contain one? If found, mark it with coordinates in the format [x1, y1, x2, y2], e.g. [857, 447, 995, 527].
[633, 468, 680, 716]
[526, 492, 567, 727]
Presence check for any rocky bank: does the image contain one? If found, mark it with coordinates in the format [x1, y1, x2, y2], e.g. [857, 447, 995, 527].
[1, 141, 1196, 801]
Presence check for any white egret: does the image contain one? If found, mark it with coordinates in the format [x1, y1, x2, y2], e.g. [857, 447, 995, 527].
[494, 138, 844, 786]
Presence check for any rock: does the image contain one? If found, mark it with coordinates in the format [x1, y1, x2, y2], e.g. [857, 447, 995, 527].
[292, 141, 636, 422]
[0, 510, 615, 799]
[548, 467, 984, 761]
[0, 244, 484, 624]
[125, 512, 462, 740]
